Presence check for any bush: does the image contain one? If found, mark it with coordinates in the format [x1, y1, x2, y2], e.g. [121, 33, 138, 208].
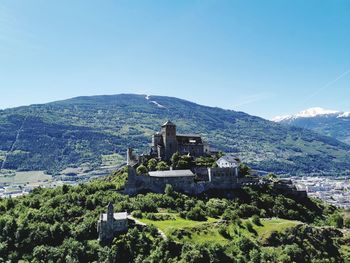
[156, 161, 169, 171]
[186, 206, 207, 221]
[252, 215, 262, 226]
[136, 165, 148, 175]
[131, 210, 143, 219]
[145, 213, 175, 221]
[245, 221, 257, 234]
[344, 217, 350, 228]
[147, 158, 158, 171]
[327, 213, 344, 228]
[218, 226, 230, 239]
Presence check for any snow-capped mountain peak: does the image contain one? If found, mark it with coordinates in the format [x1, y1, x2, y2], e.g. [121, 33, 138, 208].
[295, 107, 339, 118]
[272, 107, 349, 122]
[337, 112, 350, 118]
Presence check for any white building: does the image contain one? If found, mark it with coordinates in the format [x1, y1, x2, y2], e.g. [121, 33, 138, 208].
[216, 155, 240, 168]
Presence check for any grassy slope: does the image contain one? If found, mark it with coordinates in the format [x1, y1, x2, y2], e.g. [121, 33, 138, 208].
[139, 212, 301, 246]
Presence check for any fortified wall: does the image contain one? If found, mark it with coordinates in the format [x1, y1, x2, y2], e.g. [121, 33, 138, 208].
[124, 165, 244, 196]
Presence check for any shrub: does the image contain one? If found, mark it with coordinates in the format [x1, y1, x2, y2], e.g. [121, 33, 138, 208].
[186, 206, 207, 221]
[131, 210, 143, 219]
[136, 165, 148, 175]
[252, 215, 262, 226]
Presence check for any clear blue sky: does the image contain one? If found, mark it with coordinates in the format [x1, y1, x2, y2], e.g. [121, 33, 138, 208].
[0, 0, 349, 119]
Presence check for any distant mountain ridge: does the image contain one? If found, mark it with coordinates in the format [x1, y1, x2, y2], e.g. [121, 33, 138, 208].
[273, 107, 350, 122]
[1, 95, 350, 176]
[274, 107, 350, 145]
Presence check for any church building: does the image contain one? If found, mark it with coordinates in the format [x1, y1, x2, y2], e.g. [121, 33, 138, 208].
[97, 203, 128, 244]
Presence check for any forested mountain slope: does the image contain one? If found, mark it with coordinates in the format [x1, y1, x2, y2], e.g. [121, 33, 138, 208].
[1, 94, 350, 175]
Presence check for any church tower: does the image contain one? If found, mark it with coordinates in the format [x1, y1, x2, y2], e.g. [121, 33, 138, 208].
[107, 202, 114, 222]
[161, 121, 178, 161]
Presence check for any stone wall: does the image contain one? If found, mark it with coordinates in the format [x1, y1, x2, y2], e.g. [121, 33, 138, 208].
[124, 166, 243, 196]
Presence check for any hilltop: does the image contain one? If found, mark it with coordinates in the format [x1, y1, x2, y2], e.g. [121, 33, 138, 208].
[1, 94, 350, 175]
[0, 169, 349, 262]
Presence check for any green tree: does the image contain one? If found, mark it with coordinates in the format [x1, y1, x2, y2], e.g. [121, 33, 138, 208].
[156, 161, 169, 171]
[164, 184, 175, 197]
[344, 217, 350, 228]
[327, 213, 344, 228]
[147, 158, 158, 171]
[137, 164, 148, 175]
[239, 163, 251, 176]
[251, 215, 261, 226]
[171, 152, 181, 167]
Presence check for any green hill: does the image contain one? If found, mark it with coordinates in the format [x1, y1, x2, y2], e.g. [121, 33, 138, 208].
[0, 171, 348, 262]
[1, 94, 350, 175]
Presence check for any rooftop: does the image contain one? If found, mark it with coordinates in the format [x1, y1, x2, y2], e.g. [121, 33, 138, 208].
[101, 212, 128, 221]
[176, 133, 202, 138]
[148, 169, 195, 178]
[218, 155, 240, 163]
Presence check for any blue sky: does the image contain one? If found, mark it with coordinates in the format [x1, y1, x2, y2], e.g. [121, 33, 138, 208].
[0, 0, 349, 119]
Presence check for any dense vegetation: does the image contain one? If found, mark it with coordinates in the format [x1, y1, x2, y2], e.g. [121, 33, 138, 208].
[1, 94, 350, 175]
[0, 168, 349, 262]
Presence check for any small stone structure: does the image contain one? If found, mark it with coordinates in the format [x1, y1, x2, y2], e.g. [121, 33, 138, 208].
[97, 203, 128, 244]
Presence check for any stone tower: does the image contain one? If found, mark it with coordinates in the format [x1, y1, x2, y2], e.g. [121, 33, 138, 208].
[107, 202, 114, 221]
[161, 121, 178, 161]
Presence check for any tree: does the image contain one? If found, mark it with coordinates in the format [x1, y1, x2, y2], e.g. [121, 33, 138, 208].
[171, 152, 181, 167]
[239, 163, 251, 176]
[267, 173, 277, 181]
[251, 215, 261, 226]
[156, 161, 169, 171]
[328, 213, 344, 228]
[186, 206, 206, 221]
[136, 164, 148, 175]
[344, 217, 350, 228]
[165, 184, 175, 197]
[147, 158, 158, 171]
[236, 236, 257, 254]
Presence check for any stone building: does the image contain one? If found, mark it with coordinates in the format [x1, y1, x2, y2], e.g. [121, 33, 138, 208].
[151, 121, 208, 161]
[124, 164, 242, 196]
[97, 203, 128, 244]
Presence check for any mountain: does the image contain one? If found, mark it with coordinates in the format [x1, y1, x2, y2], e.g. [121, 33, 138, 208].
[274, 107, 350, 145]
[1, 95, 350, 176]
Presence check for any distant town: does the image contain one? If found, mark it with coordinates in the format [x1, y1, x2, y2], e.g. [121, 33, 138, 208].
[0, 164, 124, 199]
[292, 176, 350, 209]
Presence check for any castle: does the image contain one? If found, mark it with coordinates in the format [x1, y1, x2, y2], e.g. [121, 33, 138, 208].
[151, 121, 210, 161]
[124, 121, 262, 195]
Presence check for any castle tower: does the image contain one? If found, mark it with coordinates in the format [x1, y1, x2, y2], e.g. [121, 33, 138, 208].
[161, 121, 178, 161]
